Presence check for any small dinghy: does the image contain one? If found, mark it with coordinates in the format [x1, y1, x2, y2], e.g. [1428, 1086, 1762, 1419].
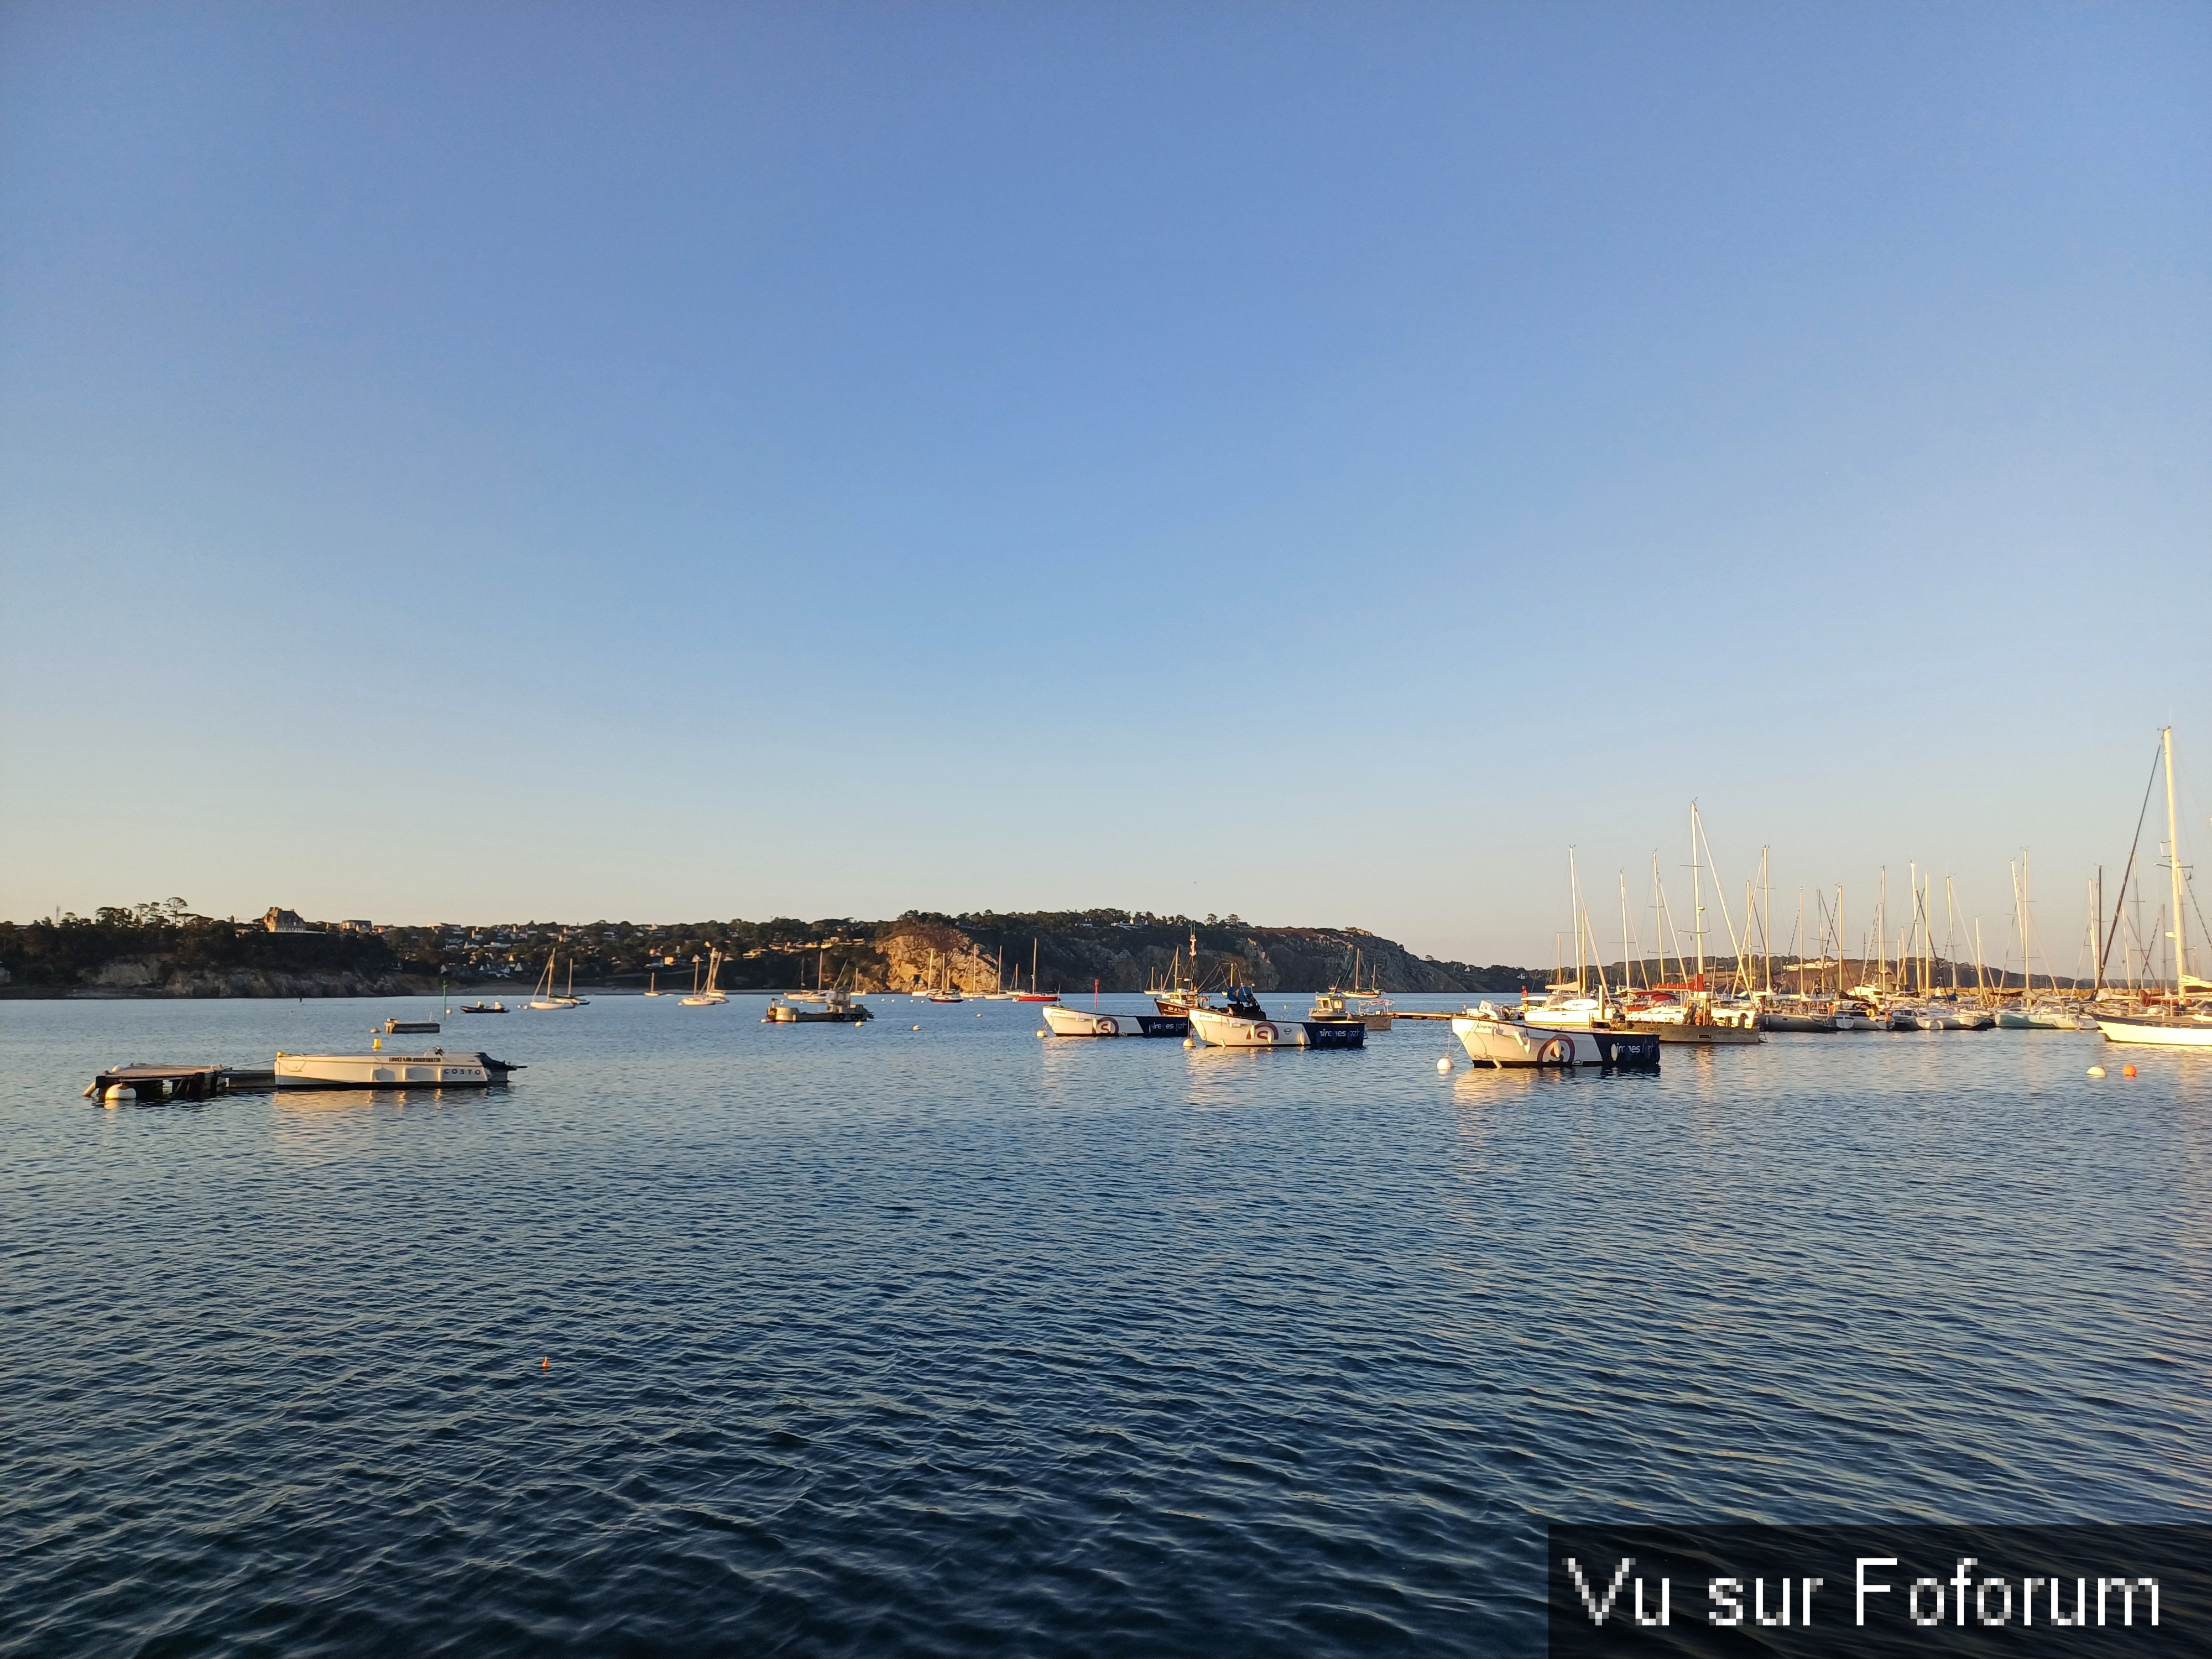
[459, 1001, 507, 1014]
[273, 1048, 521, 1089]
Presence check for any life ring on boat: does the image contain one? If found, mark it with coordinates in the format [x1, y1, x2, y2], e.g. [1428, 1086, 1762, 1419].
[1254, 1022, 1277, 1043]
[1538, 1036, 1575, 1066]
[1097, 1016, 1119, 1036]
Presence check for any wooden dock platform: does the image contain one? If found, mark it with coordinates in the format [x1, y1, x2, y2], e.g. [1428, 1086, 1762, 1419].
[86, 1065, 277, 1100]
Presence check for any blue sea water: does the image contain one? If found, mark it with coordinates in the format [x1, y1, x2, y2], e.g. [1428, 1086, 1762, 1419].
[3, 993, 2208, 1657]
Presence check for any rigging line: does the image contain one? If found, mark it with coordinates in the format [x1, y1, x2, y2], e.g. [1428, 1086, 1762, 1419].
[2099, 740, 2166, 981]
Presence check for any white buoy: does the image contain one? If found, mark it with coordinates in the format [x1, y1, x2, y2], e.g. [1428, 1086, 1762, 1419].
[912, 1024, 921, 1031]
[103, 1083, 135, 1105]
[1037, 1028, 1047, 1038]
[2087, 1065, 2106, 1078]
[1436, 1056, 1453, 1073]
[1182, 1037, 1194, 1048]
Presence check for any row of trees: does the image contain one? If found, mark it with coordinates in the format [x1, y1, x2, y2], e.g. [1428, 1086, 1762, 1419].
[0, 910, 425, 988]
[2, 904, 1540, 994]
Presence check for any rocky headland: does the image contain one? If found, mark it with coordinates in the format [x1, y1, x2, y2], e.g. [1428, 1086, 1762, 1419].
[2, 906, 1538, 997]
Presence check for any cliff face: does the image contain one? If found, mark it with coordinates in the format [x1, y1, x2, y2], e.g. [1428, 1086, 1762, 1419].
[866, 917, 1522, 995]
[872, 924, 1001, 994]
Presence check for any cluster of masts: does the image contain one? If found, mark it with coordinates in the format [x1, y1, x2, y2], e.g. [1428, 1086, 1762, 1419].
[1551, 727, 2207, 1013]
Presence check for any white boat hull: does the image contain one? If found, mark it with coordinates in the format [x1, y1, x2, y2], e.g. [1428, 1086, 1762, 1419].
[1452, 1017, 1660, 1067]
[1186, 1008, 1366, 1049]
[2095, 1015, 2212, 1048]
[274, 1050, 513, 1088]
[1041, 1004, 1187, 1039]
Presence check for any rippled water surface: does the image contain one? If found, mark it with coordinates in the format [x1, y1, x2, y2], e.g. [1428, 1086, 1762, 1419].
[5, 994, 2209, 1656]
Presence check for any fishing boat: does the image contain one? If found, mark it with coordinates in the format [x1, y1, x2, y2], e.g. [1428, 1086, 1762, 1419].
[1452, 1002, 1660, 1068]
[273, 1048, 521, 1088]
[1149, 933, 1215, 1018]
[680, 947, 728, 1005]
[765, 982, 872, 1023]
[1327, 947, 1395, 1030]
[458, 1000, 507, 1015]
[527, 952, 586, 1010]
[1041, 1001, 1189, 1039]
[1187, 985, 1365, 1049]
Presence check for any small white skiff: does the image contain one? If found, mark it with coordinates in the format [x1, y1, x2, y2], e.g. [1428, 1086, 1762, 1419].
[273, 1049, 520, 1088]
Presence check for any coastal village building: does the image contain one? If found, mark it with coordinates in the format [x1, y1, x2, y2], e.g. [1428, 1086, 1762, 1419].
[259, 907, 315, 933]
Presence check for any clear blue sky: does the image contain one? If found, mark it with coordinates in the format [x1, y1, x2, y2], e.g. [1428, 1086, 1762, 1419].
[3, 2, 2206, 968]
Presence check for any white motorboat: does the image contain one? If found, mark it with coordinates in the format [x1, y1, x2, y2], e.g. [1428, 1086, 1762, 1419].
[1452, 1004, 1660, 1068]
[1187, 987, 1365, 1050]
[1311, 987, 1394, 1031]
[1519, 985, 1624, 1029]
[2094, 1010, 2212, 1048]
[1995, 1000, 2089, 1030]
[765, 983, 870, 1023]
[274, 1048, 520, 1088]
[1041, 1002, 1189, 1039]
[1622, 992, 1764, 1044]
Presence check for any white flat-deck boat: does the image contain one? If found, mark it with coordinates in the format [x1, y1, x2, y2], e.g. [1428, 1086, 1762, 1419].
[273, 1049, 520, 1088]
[1041, 1003, 1188, 1038]
[1452, 1004, 1659, 1068]
[1187, 987, 1365, 1050]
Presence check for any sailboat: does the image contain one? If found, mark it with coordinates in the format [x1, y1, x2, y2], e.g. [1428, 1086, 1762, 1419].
[1317, 946, 1394, 1031]
[680, 947, 728, 1006]
[528, 950, 583, 1010]
[643, 968, 667, 998]
[926, 950, 964, 1003]
[1013, 938, 1057, 1001]
[2096, 727, 2212, 1048]
[1623, 806, 1762, 1044]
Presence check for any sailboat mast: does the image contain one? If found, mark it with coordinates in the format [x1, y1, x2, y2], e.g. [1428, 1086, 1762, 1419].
[1835, 886, 1844, 997]
[1569, 847, 1584, 994]
[2093, 868, 2104, 996]
[1690, 803, 1705, 987]
[1876, 868, 1886, 994]
[1762, 848, 1772, 995]
[1620, 871, 1632, 993]
[2164, 725, 2190, 992]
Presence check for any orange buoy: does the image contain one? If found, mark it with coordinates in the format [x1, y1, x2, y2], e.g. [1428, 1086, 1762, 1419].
[541, 1357, 549, 1370]
[2122, 1064, 2137, 1078]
